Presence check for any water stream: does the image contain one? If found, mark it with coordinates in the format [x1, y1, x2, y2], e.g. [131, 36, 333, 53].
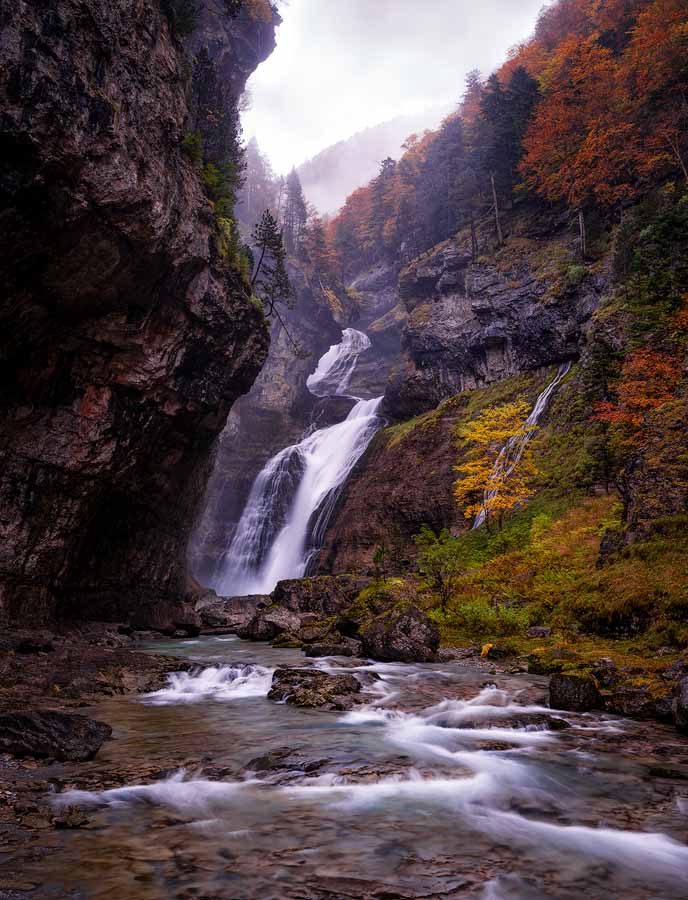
[473, 363, 572, 529]
[213, 329, 382, 597]
[33, 636, 688, 899]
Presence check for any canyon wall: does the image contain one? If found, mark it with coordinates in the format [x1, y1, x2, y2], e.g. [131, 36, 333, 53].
[0, 1, 277, 623]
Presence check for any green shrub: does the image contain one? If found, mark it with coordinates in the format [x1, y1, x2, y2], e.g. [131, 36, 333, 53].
[457, 599, 528, 638]
[181, 130, 203, 167]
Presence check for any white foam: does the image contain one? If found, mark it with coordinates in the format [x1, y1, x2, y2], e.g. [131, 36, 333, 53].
[142, 664, 274, 705]
[56, 771, 260, 816]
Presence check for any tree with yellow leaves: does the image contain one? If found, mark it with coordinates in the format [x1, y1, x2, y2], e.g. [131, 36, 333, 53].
[454, 400, 539, 531]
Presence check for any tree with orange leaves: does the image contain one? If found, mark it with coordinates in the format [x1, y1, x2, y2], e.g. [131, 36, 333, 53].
[595, 348, 682, 431]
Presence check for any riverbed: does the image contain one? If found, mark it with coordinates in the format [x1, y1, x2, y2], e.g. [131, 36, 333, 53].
[24, 636, 688, 899]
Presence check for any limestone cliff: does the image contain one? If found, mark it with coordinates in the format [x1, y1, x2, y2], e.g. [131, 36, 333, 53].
[0, 1, 277, 623]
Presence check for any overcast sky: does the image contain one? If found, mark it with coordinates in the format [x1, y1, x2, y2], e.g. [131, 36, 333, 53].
[242, 0, 550, 174]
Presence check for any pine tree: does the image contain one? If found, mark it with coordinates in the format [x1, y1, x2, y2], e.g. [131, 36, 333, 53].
[251, 210, 292, 315]
[282, 168, 308, 255]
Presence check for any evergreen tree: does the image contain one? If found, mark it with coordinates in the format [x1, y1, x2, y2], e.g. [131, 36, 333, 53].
[282, 168, 308, 255]
[251, 210, 292, 315]
[237, 138, 278, 234]
[369, 157, 397, 252]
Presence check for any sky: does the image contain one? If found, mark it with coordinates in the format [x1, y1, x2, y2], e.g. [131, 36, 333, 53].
[242, 0, 550, 174]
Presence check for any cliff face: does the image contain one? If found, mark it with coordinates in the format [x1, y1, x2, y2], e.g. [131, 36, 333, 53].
[318, 213, 608, 574]
[385, 214, 601, 419]
[0, 1, 276, 623]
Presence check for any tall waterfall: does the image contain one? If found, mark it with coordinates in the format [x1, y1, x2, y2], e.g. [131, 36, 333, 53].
[213, 330, 382, 597]
[473, 362, 572, 529]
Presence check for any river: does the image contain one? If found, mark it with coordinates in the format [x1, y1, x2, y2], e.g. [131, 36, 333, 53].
[30, 636, 688, 899]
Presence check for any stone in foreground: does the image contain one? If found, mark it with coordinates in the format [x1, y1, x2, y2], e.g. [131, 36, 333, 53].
[0, 710, 112, 761]
[360, 604, 439, 663]
[268, 667, 361, 710]
[674, 676, 688, 734]
[549, 673, 601, 712]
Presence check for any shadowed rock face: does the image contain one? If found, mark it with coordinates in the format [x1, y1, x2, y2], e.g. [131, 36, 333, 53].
[385, 239, 598, 419]
[0, 2, 276, 624]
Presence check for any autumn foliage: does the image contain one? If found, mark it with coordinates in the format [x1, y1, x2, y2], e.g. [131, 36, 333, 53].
[454, 401, 540, 531]
[328, 0, 688, 279]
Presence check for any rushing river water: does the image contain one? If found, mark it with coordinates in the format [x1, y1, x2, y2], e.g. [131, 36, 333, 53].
[28, 637, 688, 899]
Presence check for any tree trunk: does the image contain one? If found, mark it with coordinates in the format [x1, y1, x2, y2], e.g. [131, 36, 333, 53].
[491, 173, 503, 247]
[578, 209, 587, 259]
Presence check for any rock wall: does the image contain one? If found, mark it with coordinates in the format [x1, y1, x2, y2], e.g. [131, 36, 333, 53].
[0, 1, 277, 623]
[385, 218, 601, 419]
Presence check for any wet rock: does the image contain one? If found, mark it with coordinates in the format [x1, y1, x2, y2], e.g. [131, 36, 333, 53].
[603, 685, 669, 720]
[236, 606, 302, 641]
[0, 710, 112, 762]
[482, 643, 518, 661]
[130, 601, 201, 637]
[268, 667, 361, 710]
[246, 747, 331, 776]
[437, 647, 477, 662]
[304, 638, 363, 658]
[527, 626, 552, 639]
[271, 632, 303, 649]
[195, 593, 268, 631]
[673, 677, 688, 734]
[272, 576, 371, 618]
[549, 673, 601, 712]
[360, 604, 439, 663]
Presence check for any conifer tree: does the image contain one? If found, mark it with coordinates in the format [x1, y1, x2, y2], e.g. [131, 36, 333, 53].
[283, 168, 308, 255]
[251, 209, 292, 315]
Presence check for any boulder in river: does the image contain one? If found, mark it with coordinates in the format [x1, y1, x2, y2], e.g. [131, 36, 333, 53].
[236, 605, 302, 641]
[360, 604, 439, 663]
[549, 673, 601, 712]
[0, 710, 112, 761]
[304, 638, 363, 658]
[131, 600, 201, 637]
[272, 575, 370, 618]
[195, 593, 269, 631]
[673, 676, 688, 734]
[268, 667, 361, 710]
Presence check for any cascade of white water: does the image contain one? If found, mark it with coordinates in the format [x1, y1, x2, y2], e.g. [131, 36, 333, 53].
[306, 328, 371, 398]
[472, 361, 572, 529]
[213, 330, 382, 597]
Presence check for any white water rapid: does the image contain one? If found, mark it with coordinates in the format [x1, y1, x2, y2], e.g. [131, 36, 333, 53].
[214, 330, 382, 597]
[473, 361, 572, 529]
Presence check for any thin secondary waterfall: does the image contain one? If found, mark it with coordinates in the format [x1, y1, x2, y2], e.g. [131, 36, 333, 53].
[213, 330, 382, 597]
[473, 361, 572, 529]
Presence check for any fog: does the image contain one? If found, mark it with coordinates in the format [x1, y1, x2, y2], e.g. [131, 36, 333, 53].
[242, 0, 550, 176]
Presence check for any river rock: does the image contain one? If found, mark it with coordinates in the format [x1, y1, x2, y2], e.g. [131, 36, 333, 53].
[0, 710, 112, 761]
[549, 673, 601, 712]
[195, 592, 268, 631]
[304, 638, 363, 658]
[360, 604, 439, 663]
[236, 605, 302, 641]
[268, 667, 361, 710]
[674, 676, 688, 734]
[272, 576, 371, 618]
[130, 601, 201, 637]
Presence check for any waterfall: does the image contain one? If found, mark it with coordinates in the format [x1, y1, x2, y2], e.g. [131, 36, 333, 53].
[473, 362, 572, 529]
[213, 330, 382, 597]
[306, 328, 371, 398]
